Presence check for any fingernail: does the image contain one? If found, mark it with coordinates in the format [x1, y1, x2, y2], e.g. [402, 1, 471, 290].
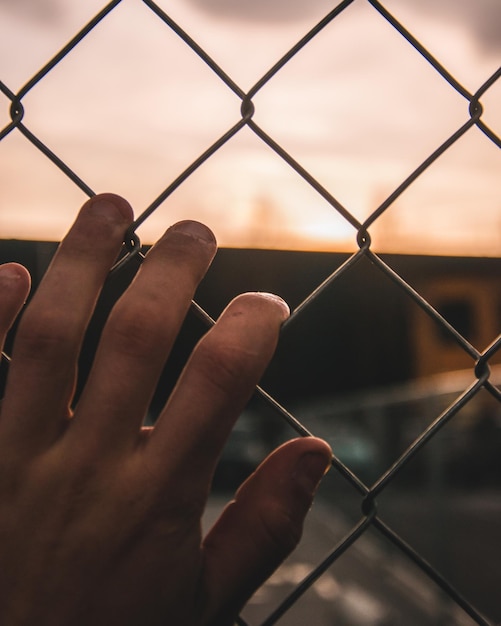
[168, 220, 217, 246]
[294, 452, 332, 494]
[257, 292, 290, 320]
[87, 194, 133, 221]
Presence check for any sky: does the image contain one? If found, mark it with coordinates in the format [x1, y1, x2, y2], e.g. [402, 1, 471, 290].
[0, 0, 500, 255]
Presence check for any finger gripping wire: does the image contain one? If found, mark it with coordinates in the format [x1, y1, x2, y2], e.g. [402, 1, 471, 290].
[110, 228, 144, 274]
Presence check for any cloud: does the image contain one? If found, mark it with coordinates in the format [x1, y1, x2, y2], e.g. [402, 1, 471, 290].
[408, 0, 501, 53]
[0, 0, 60, 22]
[185, 0, 501, 53]
[183, 0, 327, 23]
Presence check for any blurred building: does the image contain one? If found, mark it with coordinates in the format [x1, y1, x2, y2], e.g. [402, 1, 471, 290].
[1, 240, 500, 396]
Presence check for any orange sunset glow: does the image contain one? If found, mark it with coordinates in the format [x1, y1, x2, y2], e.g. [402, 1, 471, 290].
[0, 0, 500, 255]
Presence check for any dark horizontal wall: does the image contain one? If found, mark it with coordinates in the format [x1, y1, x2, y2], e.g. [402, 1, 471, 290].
[1, 240, 500, 404]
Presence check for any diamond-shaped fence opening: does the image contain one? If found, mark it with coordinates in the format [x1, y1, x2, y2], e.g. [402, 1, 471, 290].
[1, 0, 500, 624]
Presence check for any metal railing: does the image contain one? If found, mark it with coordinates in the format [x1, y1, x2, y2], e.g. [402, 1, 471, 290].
[1, 1, 500, 624]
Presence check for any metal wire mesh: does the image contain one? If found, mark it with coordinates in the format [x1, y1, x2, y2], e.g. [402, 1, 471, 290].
[1, 1, 500, 624]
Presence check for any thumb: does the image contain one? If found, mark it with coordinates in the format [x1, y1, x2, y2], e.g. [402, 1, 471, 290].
[200, 437, 332, 624]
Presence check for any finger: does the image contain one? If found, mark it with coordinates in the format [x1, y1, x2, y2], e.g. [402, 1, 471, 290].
[1, 194, 133, 450]
[200, 437, 332, 624]
[147, 292, 289, 485]
[69, 220, 216, 450]
[0, 263, 31, 356]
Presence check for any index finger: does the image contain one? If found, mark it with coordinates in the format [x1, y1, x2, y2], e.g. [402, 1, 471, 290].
[147, 292, 290, 489]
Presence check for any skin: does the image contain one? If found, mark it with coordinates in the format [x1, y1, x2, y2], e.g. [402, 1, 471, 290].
[0, 193, 332, 626]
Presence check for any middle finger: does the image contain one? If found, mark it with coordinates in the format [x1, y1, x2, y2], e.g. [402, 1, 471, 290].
[70, 220, 216, 451]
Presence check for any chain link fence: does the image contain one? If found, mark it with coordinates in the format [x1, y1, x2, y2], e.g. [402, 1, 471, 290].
[1, 1, 500, 624]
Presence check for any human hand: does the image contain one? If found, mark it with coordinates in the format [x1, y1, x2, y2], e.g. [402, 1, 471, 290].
[0, 193, 332, 626]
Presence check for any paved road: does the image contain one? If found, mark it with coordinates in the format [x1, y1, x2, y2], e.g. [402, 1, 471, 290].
[205, 496, 479, 626]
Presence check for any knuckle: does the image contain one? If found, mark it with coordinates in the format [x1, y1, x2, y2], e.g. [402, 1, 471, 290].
[15, 308, 75, 361]
[194, 338, 257, 396]
[106, 304, 169, 359]
[258, 501, 302, 556]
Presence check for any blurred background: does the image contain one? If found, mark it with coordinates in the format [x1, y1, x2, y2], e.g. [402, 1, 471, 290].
[1, 1, 500, 624]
